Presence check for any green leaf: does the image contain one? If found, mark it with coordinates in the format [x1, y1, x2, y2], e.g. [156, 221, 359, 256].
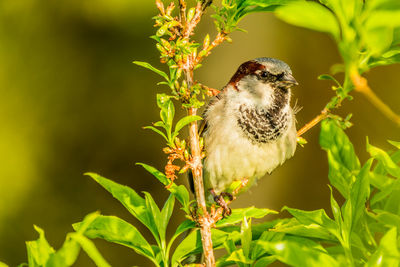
[166, 99, 175, 130]
[143, 192, 163, 241]
[364, 27, 393, 56]
[382, 47, 400, 58]
[47, 212, 100, 266]
[348, 159, 372, 229]
[367, 0, 400, 10]
[329, 185, 343, 229]
[271, 217, 337, 242]
[318, 74, 341, 87]
[320, 119, 361, 198]
[171, 229, 229, 267]
[173, 115, 203, 138]
[252, 231, 285, 260]
[276, 2, 340, 40]
[69, 234, 111, 267]
[133, 61, 169, 82]
[168, 219, 196, 252]
[372, 209, 400, 228]
[393, 27, 400, 45]
[0, 263, 9, 267]
[383, 179, 400, 215]
[136, 163, 169, 186]
[369, 172, 394, 191]
[241, 217, 252, 259]
[143, 126, 168, 142]
[216, 206, 278, 227]
[73, 215, 155, 262]
[136, 163, 190, 210]
[160, 194, 175, 239]
[282, 207, 339, 238]
[26, 225, 55, 266]
[226, 249, 253, 264]
[253, 256, 276, 267]
[366, 11, 400, 29]
[388, 140, 400, 150]
[217, 207, 277, 227]
[367, 138, 400, 178]
[367, 228, 399, 266]
[168, 184, 190, 212]
[255, 240, 338, 266]
[85, 173, 159, 242]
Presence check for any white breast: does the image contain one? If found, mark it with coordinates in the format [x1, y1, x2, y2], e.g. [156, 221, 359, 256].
[202, 87, 297, 194]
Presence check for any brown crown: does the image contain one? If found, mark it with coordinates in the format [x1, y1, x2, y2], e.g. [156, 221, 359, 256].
[228, 60, 265, 90]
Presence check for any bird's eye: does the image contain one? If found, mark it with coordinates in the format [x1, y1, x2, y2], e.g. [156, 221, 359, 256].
[260, 71, 269, 78]
[276, 72, 284, 80]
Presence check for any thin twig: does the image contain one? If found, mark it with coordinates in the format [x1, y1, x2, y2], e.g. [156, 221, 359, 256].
[194, 32, 227, 66]
[297, 108, 329, 137]
[183, 1, 203, 39]
[178, 0, 186, 24]
[351, 71, 400, 127]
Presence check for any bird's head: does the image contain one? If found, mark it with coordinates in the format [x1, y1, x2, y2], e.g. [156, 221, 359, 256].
[228, 57, 298, 106]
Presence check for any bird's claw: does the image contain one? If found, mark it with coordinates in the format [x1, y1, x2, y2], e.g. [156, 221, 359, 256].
[210, 189, 233, 216]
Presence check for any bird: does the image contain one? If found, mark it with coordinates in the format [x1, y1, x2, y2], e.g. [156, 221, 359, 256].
[197, 57, 299, 214]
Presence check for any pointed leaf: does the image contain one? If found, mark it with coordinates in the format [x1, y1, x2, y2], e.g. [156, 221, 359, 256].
[85, 173, 159, 241]
[143, 126, 168, 142]
[171, 229, 229, 267]
[136, 163, 190, 210]
[136, 163, 169, 186]
[26, 226, 55, 266]
[367, 228, 399, 266]
[255, 240, 338, 266]
[160, 194, 175, 242]
[367, 139, 400, 178]
[226, 249, 253, 264]
[366, 11, 400, 29]
[276, 2, 340, 39]
[69, 234, 111, 267]
[320, 119, 361, 198]
[173, 115, 203, 138]
[241, 217, 252, 259]
[271, 217, 337, 241]
[133, 61, 169, 81]
[282, 207, 339, 238]
[143, 192, 162, 241]
[348, 159, 372, 229]
[216, 207, 278, 227]
[253, 256, 276, 267]
[73, 215, 155, 262]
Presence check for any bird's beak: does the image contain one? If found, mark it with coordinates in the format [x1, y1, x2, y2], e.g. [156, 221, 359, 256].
[283, 74, 298, 86]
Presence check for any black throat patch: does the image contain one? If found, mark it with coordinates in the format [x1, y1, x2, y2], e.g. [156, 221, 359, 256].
[237, 88, 290, 144]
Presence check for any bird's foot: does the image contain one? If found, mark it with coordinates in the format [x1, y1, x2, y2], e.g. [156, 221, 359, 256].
[209, 189, 233, 216]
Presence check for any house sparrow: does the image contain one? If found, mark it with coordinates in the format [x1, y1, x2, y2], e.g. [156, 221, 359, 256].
[199, 57, 298, 214]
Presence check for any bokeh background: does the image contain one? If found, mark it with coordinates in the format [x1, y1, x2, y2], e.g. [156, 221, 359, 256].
[1, 1, 399, 266]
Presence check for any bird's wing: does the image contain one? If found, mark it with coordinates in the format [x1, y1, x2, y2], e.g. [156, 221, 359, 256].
[189, 91, 224, 193]
[198, 92, 224, 137]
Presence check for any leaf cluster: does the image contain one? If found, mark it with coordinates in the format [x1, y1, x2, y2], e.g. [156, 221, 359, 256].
[2, 213, 111, 267]
[207, 120, 400, 266]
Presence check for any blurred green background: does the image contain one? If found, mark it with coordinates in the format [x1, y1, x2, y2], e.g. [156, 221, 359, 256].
[1, 1, 399, 266]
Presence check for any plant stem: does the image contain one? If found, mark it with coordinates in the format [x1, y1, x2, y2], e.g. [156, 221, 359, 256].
[297, 108, 329, 137]
[188, 107, 216, 267]
[185, 68, 215, 266]
[351, 71, 400, 127]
